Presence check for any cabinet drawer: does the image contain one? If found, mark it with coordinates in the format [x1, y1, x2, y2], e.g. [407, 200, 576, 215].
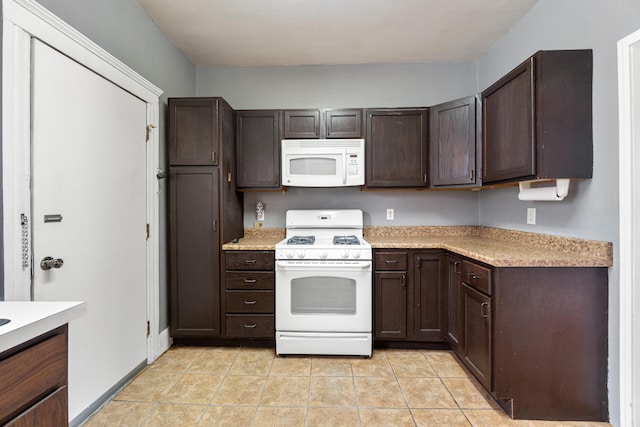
[461, 260, 492, 295]
[226, 251, 274, 271]
[375, 252, 407, 271]
[0, 333, 67, 425]
[226, 291, 274, 313]
[226, 272, 274, 290]
[225, 315, 274, 338]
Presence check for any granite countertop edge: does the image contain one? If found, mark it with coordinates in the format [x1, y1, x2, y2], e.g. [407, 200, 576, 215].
[222, 226, 613, 268]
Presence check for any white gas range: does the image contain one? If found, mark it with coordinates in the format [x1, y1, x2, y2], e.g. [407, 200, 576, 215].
[274, 209, 372, 357]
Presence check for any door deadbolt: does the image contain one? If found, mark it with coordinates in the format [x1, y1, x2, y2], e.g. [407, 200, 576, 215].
[40, 256, 64, 270]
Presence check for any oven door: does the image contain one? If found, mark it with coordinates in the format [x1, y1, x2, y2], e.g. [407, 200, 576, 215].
[275, 260, 372, 332]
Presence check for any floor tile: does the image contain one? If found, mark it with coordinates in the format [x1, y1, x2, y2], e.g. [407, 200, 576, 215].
[210, 375, 267, 405]
[311, 356, 353, 376]
[398, 377, 458, 409]
[228, 349, 274, 375]
[352, 351, 395, 377]
[442, 377, 497, 409]
[309, 376, 357, 407]
[82, 400, 155, 426]
[424, 351, 469, 377]
[355, 377, 407, 408]
[259, 376, 310, 406]
[387, 352, 438, 377]
[198, 405, 256, 426]
[412, 408, 472, 426]
[359, 408, 415, 426]
[114, 371, 182, 402]
[187, 351, 237, 375]
[307, 407, 361, 427]
[463, 409, 523, 426]
[140, 403, 205, 427]
[270, 355, 312, 376]
[251, 407, 307, 427]
[147, 347, 203, 373]
[161, 374, 223, 405]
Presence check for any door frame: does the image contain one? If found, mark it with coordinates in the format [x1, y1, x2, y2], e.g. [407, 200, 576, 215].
[2, 0, 166, 362]
[618, 27, 640, 427]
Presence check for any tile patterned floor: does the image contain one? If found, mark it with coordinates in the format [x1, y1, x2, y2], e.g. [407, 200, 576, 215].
[82, 346, 612, 427]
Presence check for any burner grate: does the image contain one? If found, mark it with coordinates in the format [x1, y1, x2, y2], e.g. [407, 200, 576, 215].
[287, 235, 316, 245]
[333, 235, 360, 245]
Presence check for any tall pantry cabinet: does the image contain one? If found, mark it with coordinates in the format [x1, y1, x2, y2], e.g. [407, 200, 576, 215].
[168, 98, 243, 340]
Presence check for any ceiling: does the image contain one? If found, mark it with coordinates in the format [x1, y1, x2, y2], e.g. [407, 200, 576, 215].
[135, 0, 540, 67]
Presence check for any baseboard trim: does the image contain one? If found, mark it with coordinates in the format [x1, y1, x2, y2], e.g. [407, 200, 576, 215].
[69, 360, 147, 427]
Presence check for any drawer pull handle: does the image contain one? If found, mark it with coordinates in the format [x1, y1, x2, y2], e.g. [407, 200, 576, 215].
[244, 279, 257, 284]
[481, 302, 490, 318]
[244, 323, 257, 328]
[244, 259, 257, 264]
[468, 272, 480, 280]
[385, 260, 398, 264]
[244, 300, 257, 305]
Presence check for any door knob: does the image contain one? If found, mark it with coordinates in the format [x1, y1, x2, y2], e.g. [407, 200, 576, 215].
[40, 256, 64, 270]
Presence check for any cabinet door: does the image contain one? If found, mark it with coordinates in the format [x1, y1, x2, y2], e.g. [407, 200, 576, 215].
[462, 283, 492, 390]
[326, 109, 362, 138]
[374, 272, 407, 340]
[283, 110, 320, 138]
[169, 98, 220, 166]
[445, 255, 463, 354]
[482, 58, 535, 183]
[430, 96, 480, 187]
[366, 109, 428, 187]
[411, 253, 445, 341]
[236, 110, 281, 189]
[169, 167, 220, 337]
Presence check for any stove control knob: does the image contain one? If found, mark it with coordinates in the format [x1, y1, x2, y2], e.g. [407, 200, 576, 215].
[353, 251, 361, 259]
[320, 251, 328, 259]
[297, 251, 306, 259]
[341, 250, 350, 259]
[286, 251, 295, 259]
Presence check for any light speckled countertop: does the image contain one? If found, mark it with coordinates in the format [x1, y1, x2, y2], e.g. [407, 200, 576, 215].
[222, 226, 612, 268]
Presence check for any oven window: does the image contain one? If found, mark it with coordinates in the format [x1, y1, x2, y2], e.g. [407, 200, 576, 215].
[290, 157, 337, 176]
[291, 276, 356, 315]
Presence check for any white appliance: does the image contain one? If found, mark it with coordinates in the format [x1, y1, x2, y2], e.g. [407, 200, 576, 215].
[275, 209, 372, 356]
[281, 139, 365, 187]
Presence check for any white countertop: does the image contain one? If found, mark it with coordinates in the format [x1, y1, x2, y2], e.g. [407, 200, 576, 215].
[0, 301, 87, 353]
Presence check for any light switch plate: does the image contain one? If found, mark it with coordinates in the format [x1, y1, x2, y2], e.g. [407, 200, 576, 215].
[527, 208, 536, 225]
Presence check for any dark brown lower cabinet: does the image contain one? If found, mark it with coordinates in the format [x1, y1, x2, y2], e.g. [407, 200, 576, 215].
[0, 326, 68, 426]
[461, 282, 492, 390]
[445, 255, 463, 355]
[374, 250, 445, 343]
[170, 167, 221, 338]
[223, 250, 275, 339]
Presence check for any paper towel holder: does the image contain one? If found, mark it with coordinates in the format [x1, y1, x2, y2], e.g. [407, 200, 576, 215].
[518, 179, 570, 201]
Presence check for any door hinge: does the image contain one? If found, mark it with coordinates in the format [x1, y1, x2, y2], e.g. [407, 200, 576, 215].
[146, 223, 150, 239]
[147, 320, 151, 337]
[145, 124, 157, 142]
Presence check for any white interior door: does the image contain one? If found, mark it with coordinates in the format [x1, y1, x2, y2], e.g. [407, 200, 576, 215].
[30, 39, 148, 419]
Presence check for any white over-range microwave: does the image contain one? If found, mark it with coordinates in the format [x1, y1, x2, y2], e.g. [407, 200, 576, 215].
[281, 139, 365, 187]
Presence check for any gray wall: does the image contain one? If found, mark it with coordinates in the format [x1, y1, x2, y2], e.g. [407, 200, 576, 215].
[196, 62, 480, 228]
[476, 0, 640, 424]
[4, 0, 198, 329]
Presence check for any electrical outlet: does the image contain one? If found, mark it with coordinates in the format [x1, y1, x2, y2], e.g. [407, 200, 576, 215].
[527, 208, 536, 225]
[386, 209, 394, 221]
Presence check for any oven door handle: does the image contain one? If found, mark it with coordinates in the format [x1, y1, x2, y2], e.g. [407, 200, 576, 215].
[276, 260, 371, 270]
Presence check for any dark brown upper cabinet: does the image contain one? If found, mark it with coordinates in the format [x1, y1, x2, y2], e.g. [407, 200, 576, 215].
[366, 108, 428, 188]
[430, 96, 481, 188]
[481, 50, 593, 184]
[236, 110, 281, 190]
[169, 97, 231, 166]
[283, 110, 321, 138]
[283, 109, 363, 139]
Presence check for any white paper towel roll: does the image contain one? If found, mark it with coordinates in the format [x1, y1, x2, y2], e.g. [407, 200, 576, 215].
[518, 179, 569, 201]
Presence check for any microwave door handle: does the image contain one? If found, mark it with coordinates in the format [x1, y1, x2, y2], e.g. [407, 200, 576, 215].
[342, 149, 347, 185]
